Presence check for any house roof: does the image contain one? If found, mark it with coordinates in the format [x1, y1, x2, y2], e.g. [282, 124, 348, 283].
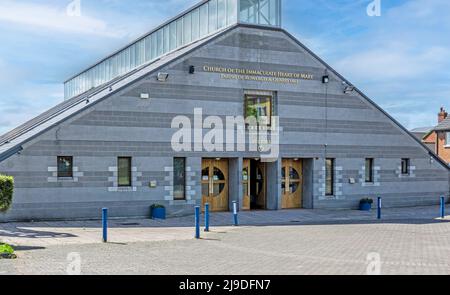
[435, 118, 450, 131]
[411, 126, 434, 133]
[0, 23, 449, 170]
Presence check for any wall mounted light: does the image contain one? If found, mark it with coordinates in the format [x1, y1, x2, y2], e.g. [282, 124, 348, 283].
[157, 72, 169, 82]
[140, 93, 150, 99]
[322, 75, 329, 83]
[429, 153, 435, 164]
[189, 65, 195, 74]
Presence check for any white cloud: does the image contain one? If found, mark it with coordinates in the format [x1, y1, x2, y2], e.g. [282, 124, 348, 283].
[0, 58, 28, 84]
[307, 0, 450, 129]
[332, 0, 450, 81]
[0, 82, 63, 134]
[0, 0, 124, 37]
[334, 45, 450, 81]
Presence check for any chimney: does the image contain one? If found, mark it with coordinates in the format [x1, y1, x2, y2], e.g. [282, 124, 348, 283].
[438, 107, 448, 123]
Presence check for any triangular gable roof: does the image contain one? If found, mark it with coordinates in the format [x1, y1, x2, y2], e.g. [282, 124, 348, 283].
[422, 130, 436, 142]
[0, 24, 449, 170]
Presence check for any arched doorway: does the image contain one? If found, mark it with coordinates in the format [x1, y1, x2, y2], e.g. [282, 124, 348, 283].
[281, 159, 303, 209]
[201, 159, 229, 212]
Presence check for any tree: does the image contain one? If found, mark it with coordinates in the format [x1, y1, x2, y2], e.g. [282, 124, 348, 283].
[0, 175, 14, 213]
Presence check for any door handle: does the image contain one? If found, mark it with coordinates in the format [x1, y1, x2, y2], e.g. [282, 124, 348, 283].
[210, 178, 213, 196]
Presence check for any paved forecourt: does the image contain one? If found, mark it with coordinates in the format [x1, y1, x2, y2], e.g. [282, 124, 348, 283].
[0, 205, 449, 247]
[1, 215, 450, 275]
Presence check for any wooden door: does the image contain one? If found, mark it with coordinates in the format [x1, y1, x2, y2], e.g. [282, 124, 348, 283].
[281, 159, 303, 209]
[242, 159, 251, 210]
[201, 159, 229, 212]
[255, 162, 266, 209]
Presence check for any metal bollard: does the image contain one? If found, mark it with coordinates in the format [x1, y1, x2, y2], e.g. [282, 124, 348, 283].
[233, 201, 238, 226]
[204, 203, 210, 232]
[441, 196, 445, 219]
[377, 197, 382, 220]
[195, 206, 200, 239]
[102, 208, 108, 243]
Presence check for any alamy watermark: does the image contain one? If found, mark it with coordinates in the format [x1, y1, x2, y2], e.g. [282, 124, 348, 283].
[171, 108, 280, 161]
[366, 252, 382, 275]
[367, 0, 382, 17]
[66, 252, 82, 275]
[66, 0, 81, 17]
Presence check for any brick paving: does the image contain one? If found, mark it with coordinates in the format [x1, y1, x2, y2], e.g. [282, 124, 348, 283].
[0, 205, 450, 275]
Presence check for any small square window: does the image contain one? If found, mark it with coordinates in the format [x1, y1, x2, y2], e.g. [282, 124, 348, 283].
[245, 94, 273, 126]
[401, 158, 410, 175]
[57, 156, 73, 178]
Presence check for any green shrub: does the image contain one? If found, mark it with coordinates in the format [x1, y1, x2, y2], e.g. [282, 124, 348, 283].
[0, 243, 14, 255]
[0, 175, 14, 213]
[360, 198, 374, 205]
[0, 243, 17, 259]
[151, 204, 165, 209]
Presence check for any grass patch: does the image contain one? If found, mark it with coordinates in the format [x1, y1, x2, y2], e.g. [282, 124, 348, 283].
[0, 243, 17, 259]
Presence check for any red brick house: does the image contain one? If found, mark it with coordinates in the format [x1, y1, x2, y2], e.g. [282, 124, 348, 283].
[421, 108, 450, 164]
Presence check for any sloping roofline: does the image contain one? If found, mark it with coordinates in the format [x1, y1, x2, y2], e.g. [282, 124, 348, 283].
[1, 24, 449, 170]
[423, 130, 436, 141]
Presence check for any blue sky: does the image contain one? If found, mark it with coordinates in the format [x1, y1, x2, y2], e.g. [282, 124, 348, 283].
[0, 0, 449, 134]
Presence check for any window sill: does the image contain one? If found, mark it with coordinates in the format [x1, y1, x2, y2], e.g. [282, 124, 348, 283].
[109, 186, 137, 192]
[362, 182, 380, 187]
[321, 195, 337, 201]
[118, 186, 133, 190]
[57, 177, 75, 182]
[172, 199, 187, 203]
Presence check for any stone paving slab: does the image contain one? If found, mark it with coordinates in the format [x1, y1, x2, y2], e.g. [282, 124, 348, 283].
[1, 220, 450, 275]
[0, 205, 449, 248]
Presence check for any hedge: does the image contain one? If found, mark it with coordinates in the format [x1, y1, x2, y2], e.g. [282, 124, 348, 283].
[0, 175, 14, 213]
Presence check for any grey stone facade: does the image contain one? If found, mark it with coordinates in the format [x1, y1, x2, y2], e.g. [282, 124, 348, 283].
[0, 25, 449, 221]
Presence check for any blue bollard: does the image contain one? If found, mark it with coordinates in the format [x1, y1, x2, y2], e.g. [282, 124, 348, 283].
[441, 196, 445, 219]
[204, 203, 210, 232]
[233, 201, 239, 226]
[377, 197, 382, 220]
[102, 208, 108, 243]
[195, 206, 200, 239]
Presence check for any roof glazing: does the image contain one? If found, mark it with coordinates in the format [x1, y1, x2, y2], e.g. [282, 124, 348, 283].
[64, 0, 282, 99]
